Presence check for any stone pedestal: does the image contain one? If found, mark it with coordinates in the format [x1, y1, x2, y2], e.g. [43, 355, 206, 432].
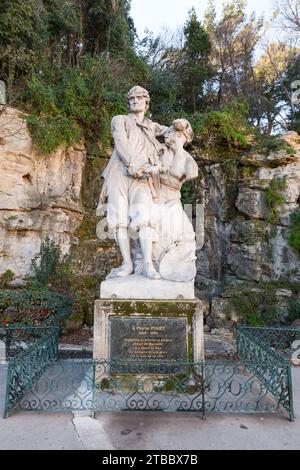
[93, 298, 204, 364]
[100, 274, 194, 300]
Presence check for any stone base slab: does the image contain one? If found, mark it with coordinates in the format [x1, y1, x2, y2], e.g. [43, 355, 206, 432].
[100, 274, 194, 300]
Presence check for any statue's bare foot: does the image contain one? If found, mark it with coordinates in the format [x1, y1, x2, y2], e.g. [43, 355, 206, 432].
[115, 262, 134, 277]
[107, 263, 134, 278]
[143, 263, 161, 280]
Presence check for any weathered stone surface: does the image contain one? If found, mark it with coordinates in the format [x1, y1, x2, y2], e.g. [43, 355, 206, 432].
[210, 295, 239, 327]
[196, 164, 232, 288]
[230, 220, 267, 244]
[243, 178, 270, 190]
[236, 155, 300, 225]
[204, 329, 236, 357]
[242, 151, 298, 168]
[100, 274, 195, 300]
[223, 140, 300, 290]
[279, 131, 300, 147]
[71, 239, 120, 278]
[257, 164, 300, 203]
[93, 298, 205, 362]
[0, 106, 86, 277]
[268, 227, 300, 281]
[235, 187, 269, 219]
[227, 242, 264, 281]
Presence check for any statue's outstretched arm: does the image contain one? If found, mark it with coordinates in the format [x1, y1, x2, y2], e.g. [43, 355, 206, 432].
[154, 122, 169, 136]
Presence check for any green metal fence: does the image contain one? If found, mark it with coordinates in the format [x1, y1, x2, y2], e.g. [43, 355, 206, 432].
[3, 326, 298, 421]
[237, 326, 300, 360]
[0, 326, 59, 360]
[2, 326, 59, 414]
[4, 358, 293, 418]
[236, 326, 299, 421]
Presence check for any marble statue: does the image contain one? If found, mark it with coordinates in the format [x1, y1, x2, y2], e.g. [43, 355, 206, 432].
[97, 86, 198, 283]
[153, 118, 198, 281]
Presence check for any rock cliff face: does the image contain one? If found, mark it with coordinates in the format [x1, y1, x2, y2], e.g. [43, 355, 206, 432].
[194, 131, 300, 326]
[0, 107, 299, 326]
[0, 107, 86, 276]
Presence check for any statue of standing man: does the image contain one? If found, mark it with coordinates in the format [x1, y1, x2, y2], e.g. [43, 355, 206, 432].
[97, 86, 168, 279]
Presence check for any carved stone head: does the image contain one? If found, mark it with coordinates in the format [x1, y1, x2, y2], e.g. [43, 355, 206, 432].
[165, 118, 194, 149]
[127, 86, 150, 113]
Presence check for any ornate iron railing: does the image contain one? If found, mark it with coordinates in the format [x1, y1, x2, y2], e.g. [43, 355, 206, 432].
[0, 326, 58, 360]
[4, 357, 293, 419]
[3, 326, 59, 415]
[237, 326, 300, 360]
[3, 326, 297, 421]
[236, 326, 297, 421]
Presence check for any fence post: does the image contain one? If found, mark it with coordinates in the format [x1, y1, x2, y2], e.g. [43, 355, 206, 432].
[52, 327, 59, 360]
[91, 360, 96, 419]
[236, 327, 241, 358]
[201, 361, 206, 420]
[3, 362, 12, 419]
[287, 365, 295, 422]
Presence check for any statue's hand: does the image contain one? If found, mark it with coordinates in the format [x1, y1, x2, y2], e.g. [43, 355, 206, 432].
[160, 165, 168, 174]
[144, 162, 166, 176]
[127, 164, 148, 178]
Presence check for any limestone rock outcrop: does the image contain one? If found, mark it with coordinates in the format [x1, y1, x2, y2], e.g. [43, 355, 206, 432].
[0, 106, 86, 277]
[194, 131, 300, 326]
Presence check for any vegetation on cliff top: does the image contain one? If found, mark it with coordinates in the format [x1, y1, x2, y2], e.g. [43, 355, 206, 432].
[289, 208, 300, 254]
[0, 1, 299, 154]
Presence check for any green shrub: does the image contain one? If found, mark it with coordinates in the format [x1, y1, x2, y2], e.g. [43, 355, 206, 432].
[228, 283, 280, 326]
[0, 287, 72, 326]
[29, 238, 98, 326]
[68, 275, 99, 326]
[194, 102, 250, 151]
[30, 237, 71, 288]
[78, 214, 97, 242]
[0, 269, 15, 289]
[266, 138, 287, 153]
[158, 101, 250, 154]
[181, 182, 196, 205]
[251, 136, 293, 156]
[287, 299, 300, 323]
[287, 146, 296, 155]
[24, 54, 139, 154]
[26, 113, 81, 155]
[288, 208, 300, 254]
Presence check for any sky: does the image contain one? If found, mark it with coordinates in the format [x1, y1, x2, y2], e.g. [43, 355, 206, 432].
[130, 0, 274, 37]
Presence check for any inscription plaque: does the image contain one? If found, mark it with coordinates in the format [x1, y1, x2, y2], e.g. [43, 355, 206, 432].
[109, 317, 187, 373]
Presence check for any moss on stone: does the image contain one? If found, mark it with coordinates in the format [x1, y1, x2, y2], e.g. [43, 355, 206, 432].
[221, 279, 300, 327]
[78, 213, 97, 241]
[68, 274, 99, 326]
[288, 208, 300, 255]
[96, 299, 200, 361]
[109, 299, 199, 318]
[286, 146, 296, 155]
[265, 177, 287, 225]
